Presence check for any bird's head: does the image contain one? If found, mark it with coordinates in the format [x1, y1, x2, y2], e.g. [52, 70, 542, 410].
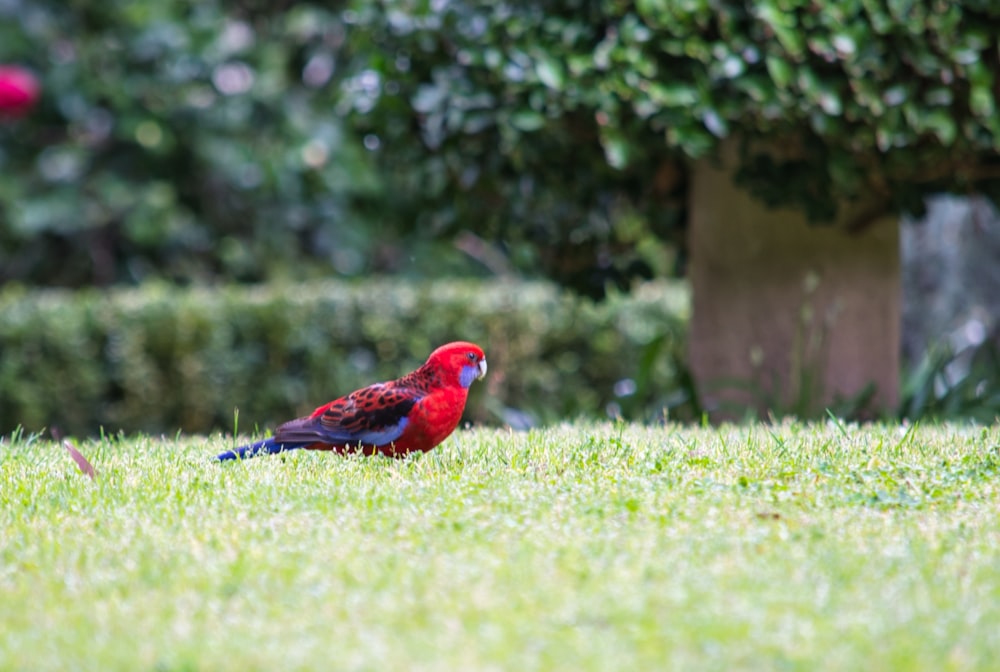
[425, 341, 487, 389]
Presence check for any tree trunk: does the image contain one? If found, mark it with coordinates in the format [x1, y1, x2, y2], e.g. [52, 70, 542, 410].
[688, 141, 900, 420]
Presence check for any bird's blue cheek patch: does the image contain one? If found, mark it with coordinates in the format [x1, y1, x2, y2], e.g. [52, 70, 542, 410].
[459, 365, 478, 388]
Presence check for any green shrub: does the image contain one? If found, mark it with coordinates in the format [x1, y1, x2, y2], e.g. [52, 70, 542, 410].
[0, 279, 689, 437]
[0, 0, 678, 296]
[348, 1, 1000, 224]
[0, 1, 387, 287]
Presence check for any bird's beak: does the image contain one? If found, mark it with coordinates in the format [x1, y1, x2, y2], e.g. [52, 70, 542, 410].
[478, 359, 488, 380]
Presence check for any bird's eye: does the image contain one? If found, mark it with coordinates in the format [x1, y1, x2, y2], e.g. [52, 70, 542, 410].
[466, 352, 477, 361]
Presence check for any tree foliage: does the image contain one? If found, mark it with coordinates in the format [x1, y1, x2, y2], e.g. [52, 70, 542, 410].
[346, 0, 1000, 225]
[342, 1, 688, 296]
[3, 1, 999, 291]
[0, 0, 391, 287]
[0, 0, 680, 294]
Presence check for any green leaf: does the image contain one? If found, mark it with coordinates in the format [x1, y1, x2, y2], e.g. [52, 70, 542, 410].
[509, 109, 545, 132]
[599, 127, 630, 169]
[970, 85, 995, 119]
[817, 90, 842, 116]
[968, 63, 996, 118]
[566, 54, 593, 77]
[831, 33, 857, 57]
[666, 121, 715, 157]
[646, 82, 699, 107]
[766, 56, 794, 89]
[702, 109, 728, 138]
[535, 56, 564, 90]
[756, 4, 805, 57]
[924, 110, 957, 145]
[636, 0, 670, 24]
[412, 84, 446, 114]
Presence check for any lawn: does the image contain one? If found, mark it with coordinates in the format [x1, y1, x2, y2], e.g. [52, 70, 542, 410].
[1, 421, 999, 671]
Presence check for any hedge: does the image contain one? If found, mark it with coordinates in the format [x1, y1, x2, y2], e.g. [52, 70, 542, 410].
[0, 279, 689, 438]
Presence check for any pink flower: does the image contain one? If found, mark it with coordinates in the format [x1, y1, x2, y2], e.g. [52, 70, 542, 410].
[0, 65, 40, 118]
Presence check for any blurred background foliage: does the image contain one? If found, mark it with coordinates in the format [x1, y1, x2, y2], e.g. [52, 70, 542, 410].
[4, 0, 999, 294]
[0, 0, 680, 296]
[2, 0, 1000, 433]
[0, 280, 691, 437]
[1, 0, 388, 287]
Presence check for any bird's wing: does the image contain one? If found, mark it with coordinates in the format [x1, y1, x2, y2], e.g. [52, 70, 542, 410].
[274, 383, 420, 447]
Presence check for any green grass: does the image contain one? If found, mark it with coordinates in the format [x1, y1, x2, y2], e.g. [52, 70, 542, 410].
[2, 421, 999, 671]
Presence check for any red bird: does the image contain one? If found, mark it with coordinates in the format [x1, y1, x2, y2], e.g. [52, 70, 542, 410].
[216, 341, 487, 461]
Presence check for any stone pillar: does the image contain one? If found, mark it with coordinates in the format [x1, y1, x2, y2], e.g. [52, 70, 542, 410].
[687, 141, 900, 419]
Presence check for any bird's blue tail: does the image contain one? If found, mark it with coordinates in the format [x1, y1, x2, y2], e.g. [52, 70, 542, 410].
[216, 437, 306, 462]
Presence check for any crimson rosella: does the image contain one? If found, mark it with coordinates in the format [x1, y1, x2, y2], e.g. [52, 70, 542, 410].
[216, 341, 487, 461]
